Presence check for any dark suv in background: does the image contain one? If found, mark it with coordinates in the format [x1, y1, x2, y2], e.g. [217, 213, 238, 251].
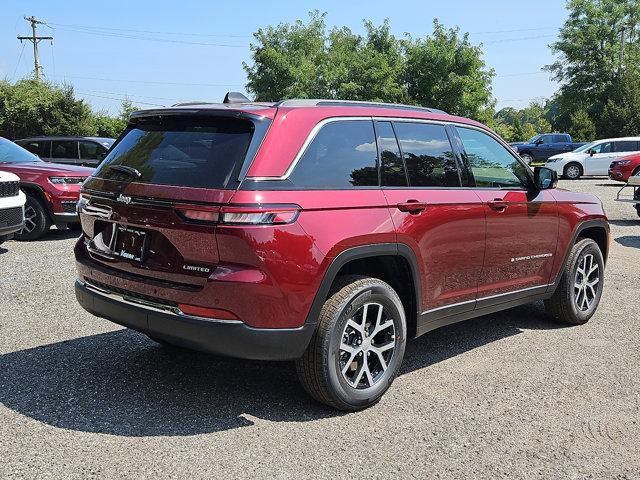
[16, 136, 114, 167]
[74, 95, 609, 410]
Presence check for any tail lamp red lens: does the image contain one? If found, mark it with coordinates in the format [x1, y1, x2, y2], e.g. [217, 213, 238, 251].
[175, 204, 299, 225]
[220, 206, 299, 225]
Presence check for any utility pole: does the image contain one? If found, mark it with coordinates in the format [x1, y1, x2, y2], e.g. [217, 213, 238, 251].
[17, 16, 53, 81]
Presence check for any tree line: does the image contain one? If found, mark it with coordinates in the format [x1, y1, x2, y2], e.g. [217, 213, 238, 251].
[1, 0, 638, 143]
[0, 79, 135, 140]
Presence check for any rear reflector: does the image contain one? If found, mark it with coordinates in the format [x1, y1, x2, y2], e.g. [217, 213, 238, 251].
[178, 303, 239, 320]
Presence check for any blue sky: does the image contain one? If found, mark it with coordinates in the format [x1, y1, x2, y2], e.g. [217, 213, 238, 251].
[0, 0, 569, 115]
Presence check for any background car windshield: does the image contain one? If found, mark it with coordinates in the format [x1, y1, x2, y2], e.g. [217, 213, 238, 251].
[0, 138, 41, 163]
[528, 135, 542, 143]
[573, 141, 598, 153]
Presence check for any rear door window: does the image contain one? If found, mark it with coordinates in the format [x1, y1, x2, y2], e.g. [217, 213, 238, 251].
[393, 122, 460, 187]
[95, 117, 255, 189]
[51, 140, 79, 160]
[290, 120, 378, 188]
[20, 140, 50, 157]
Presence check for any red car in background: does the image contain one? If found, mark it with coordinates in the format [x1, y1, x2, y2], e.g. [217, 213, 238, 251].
[609, 153, 640, 182]
[0, 137, 93, 240]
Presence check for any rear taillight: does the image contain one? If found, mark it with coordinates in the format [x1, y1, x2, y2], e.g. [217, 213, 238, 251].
[175, 204, 300, 225]
[220, 205, 299, 225]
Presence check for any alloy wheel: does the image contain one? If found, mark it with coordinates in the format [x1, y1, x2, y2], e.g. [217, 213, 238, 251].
[22, 205, 37, 234]
[574, 253, 599, 312]
[339, 302, 396, 389]
[566, 165, 581, 179]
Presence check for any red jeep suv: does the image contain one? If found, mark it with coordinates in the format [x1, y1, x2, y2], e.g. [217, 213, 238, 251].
[74, 96, 609, 410]
[0, 137, 93, 240]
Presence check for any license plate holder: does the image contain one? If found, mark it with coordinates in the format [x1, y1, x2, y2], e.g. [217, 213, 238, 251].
[113, 225, 148, 262]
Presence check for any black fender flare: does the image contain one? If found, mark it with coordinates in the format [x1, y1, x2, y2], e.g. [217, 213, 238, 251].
[549, 219, 610, 292]
[303, 243, 422, 329]
[19, 182, 54, 218]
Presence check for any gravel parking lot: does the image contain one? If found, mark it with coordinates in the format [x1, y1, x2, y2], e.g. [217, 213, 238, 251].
[1, 178, 639, 479]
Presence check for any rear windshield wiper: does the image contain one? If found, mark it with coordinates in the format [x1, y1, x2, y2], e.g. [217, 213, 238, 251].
[108, 164, 142, 178]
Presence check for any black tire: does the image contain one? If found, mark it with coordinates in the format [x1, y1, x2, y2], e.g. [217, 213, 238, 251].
[635, 204, 640, 218]
[14, 195, 51, 241]
[563, 162, 583, 180]
[545, 238, 604, 325]
[296, 275, 407, 411]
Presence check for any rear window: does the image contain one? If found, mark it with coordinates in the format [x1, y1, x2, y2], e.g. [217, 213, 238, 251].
[289, 120, 378, 189]
[95, 117, 254, 189]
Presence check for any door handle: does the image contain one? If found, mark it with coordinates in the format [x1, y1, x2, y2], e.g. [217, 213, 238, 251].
[488, 199, 508, 212]
[397, 200, 428, 214]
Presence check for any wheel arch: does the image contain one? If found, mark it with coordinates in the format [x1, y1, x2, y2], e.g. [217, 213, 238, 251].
[563, 161, 583, 178]
[551, 219, 609, 290]
[19, 182, 53, 218]
[304, 243, 422, 339]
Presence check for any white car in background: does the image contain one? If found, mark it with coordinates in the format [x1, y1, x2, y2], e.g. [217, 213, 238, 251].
[545, 137, 640, 180]
[0, 171, 26, 245]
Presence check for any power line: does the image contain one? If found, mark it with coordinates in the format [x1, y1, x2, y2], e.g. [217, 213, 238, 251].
[12, 41, 26, 80]
[50, 25, 247, 47]
[47, 22, 251, 38]
[54, 74, 244, 88]
[75, 90, 166, 107]
[469, 27, 558, 35]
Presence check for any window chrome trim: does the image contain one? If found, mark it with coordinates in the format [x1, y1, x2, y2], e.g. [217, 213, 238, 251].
[246, 115, 526, 182]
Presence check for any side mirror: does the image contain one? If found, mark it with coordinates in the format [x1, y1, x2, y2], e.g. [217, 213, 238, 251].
[588, 149, 595, 156]
[534, 139, 544, 145]
[534, 166, 558, 190]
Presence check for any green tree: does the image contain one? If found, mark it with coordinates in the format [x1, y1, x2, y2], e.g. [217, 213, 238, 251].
[569, 109, 597, 141]
[93, 99, 140, 138]
[244, 12, 495, 120]
[0, 79, 95, 140]
[546, 0, 640, 134]
[403, 20, 495, 119]
[600, 72, 640, 137]
[244, 11, 329, 101]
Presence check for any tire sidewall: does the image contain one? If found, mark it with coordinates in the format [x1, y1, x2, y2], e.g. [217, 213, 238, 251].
[325, 283, 406, 409]
[15, 195, 49, 241]
[565, 240, 604, 323]
[564, 163, 582, 180]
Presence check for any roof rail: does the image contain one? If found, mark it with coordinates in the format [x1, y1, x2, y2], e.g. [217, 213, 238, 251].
[274, 99, 448, 115]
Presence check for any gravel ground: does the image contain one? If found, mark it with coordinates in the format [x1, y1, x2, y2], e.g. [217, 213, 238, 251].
[1, 178, 639, 479]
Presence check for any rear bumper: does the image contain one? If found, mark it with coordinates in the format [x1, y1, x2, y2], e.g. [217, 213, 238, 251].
[75, 279, 315, 360]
